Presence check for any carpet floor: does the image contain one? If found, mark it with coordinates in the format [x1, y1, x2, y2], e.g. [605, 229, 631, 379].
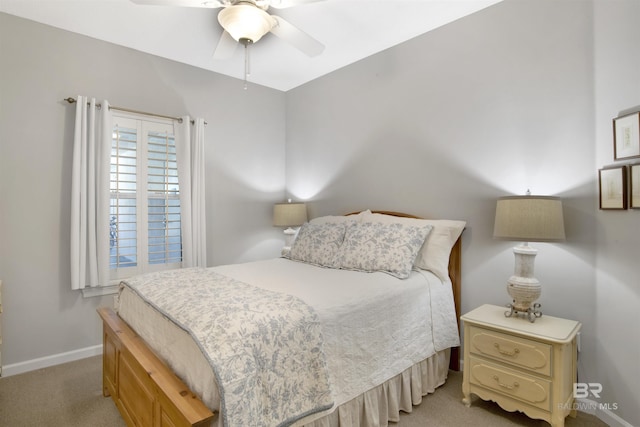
[0, 356, 608, 426]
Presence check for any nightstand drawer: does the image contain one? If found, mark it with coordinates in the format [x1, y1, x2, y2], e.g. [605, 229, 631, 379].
[469, 326, 551, 376]
[468, 356, 551, 411]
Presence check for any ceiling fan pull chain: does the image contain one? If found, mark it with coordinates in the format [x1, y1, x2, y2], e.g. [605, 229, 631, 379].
[245, 41, 250, 77]
[243, 38, 252, 90]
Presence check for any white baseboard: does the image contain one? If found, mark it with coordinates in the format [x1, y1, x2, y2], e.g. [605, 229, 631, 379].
[1, 344, 103, 377]
[575, 398, 635, 427]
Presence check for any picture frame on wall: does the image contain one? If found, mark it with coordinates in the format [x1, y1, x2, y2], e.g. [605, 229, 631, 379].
[613, 112, 640, 160]
[631, 164, 640, 209]
[599, 166, 627, 210]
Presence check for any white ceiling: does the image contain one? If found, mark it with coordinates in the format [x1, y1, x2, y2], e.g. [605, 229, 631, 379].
[0, 0, 502, 91]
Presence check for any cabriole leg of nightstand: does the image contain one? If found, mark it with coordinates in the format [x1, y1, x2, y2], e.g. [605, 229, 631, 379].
[461, 376, 472, 406]
[461, 325, 471, 407]
[462, 394, 472, 407]
[462, 375, 471, 407]
[461, 373, 471, 407]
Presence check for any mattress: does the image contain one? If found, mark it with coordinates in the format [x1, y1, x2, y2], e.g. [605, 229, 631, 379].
[116, 258, 460, 425]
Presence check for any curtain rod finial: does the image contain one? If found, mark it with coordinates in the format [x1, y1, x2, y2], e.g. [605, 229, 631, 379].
[64, 97, 77, 104]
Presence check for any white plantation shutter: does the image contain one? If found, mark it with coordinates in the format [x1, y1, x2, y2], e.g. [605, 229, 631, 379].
[110, 123, 138, 271]
[147, 129, 181, 266]
[110, 115, 182, 280]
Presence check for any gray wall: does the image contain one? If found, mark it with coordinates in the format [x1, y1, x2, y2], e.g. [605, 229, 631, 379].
[593, 1, 640, 424]
[0, 13, 286, 367]
[1, 0, 639, 425]
[286, 0, 638, 425]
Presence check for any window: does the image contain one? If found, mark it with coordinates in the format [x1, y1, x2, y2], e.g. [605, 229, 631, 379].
[110, 114, 182, 280]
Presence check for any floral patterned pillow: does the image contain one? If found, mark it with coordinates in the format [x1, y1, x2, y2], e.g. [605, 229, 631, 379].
[337, 222, 433, 279]
[287, 222, 349, 268]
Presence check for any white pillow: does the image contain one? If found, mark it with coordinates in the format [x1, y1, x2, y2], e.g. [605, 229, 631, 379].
[362, 212, 465, 281]
[336, 221, 433, 279]
[287, 222, 347, 268]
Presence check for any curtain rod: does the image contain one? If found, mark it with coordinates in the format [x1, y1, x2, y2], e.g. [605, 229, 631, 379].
[63, 97, 207, 125]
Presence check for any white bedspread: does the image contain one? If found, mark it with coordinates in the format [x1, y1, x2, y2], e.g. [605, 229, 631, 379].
[116, 258, 460, 425]
[121, 267, 333, 427]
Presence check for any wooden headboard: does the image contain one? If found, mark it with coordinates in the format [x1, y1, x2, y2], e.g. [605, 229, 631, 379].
[346, 210, 462, 371]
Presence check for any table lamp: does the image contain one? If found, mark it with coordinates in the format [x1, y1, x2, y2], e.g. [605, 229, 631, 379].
[273, 200, 307, 249]
[493, 193, 565, 322]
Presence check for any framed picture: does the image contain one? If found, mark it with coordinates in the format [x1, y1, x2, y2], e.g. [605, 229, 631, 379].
[599, 166, 627, 210]
[631, 164, 640, 209]
[613, 111, 640, 160]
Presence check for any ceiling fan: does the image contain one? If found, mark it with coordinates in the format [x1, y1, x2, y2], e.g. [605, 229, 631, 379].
[130, 0, 325, 59]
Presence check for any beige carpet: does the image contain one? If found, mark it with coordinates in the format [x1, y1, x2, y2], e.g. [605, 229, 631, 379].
[0, 356, 608, 426]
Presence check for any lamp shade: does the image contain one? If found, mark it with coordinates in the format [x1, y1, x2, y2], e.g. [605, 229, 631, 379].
[493, 196, 565, 242]
[218, 4, 274, 43]
[273, 203, 307, 227]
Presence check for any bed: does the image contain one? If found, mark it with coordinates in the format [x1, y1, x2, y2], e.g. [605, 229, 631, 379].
[98, 210, 465, 427]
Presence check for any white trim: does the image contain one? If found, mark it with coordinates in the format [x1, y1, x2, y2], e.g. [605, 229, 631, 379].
[1, 344, 102, 377]
[574, 398, 635, 427]
[598, 409, 636, 427]
[81, 284, 119, 298]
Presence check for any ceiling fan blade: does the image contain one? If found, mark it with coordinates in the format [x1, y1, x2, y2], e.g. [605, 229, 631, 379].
[130, 0, 225, 8]
[213, 30, 238, 59]
[268, 0, 326, 9]
[270, 15, 324, 57]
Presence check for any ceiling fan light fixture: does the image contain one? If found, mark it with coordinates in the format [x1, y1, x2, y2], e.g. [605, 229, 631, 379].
[218, 4, 274, 43]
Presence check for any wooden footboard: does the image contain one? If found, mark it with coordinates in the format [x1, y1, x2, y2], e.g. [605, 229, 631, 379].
[98, 307, 214, 427]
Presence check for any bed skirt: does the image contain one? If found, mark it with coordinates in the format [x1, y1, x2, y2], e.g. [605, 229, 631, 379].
[294, 348, 451, 427]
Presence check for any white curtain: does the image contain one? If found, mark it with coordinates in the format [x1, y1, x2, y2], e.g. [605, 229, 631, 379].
[70, 97, 112, 290]
[175, 117, 207, 268]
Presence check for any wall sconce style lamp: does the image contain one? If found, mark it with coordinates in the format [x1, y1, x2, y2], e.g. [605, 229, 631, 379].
[493, 193, 565, 322]
[273, 200, 307, 249]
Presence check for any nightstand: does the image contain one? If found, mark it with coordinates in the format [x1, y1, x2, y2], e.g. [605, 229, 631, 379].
[461, 304, 581, 427]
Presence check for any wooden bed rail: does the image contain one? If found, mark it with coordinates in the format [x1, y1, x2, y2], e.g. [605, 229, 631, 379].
[98, 307, 214, 427]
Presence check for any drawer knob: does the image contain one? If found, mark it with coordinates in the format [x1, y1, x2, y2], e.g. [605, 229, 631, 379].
[494, 342, 520, 356]
[492, 375, 519, 390]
